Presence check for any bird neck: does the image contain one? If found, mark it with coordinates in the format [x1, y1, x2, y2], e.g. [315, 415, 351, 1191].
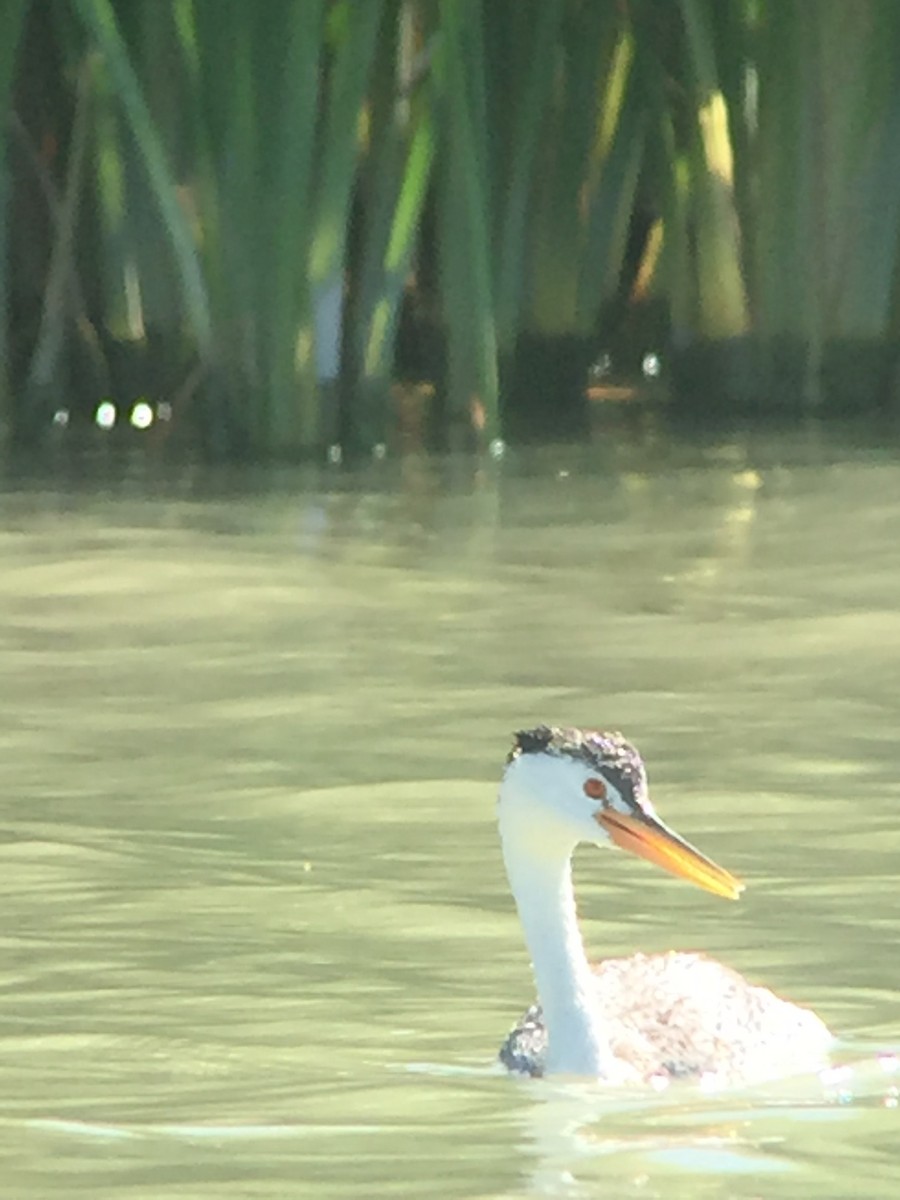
[500, 821, 618, 1078]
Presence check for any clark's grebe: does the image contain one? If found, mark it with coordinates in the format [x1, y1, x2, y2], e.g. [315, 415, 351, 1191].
[498, 726, 832, 1084]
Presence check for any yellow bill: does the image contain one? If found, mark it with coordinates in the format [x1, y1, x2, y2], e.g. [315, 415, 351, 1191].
[596, 808, 744, 900]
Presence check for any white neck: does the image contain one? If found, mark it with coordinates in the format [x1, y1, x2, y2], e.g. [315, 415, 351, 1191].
[500, 814, 618, 1078]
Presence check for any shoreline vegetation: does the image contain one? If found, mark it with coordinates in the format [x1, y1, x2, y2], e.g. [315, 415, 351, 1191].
[3, 1, 900, 460]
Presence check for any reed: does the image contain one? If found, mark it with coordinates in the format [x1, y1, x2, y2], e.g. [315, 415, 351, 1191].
[75, 0, 211, 347]
[0, 0, 29, 430]
[524, 3, 627, 338]
[678, 0, 749, 340]
[437, 0, 499, 444]
[354, 2, 437, 445]
[4, 0, 900, 453]
[487, 0, 566, 352]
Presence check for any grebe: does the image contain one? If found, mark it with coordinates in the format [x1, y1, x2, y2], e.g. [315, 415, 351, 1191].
[498, 726, 832, 1084]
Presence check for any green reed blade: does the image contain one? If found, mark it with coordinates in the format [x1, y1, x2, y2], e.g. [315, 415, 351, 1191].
[678, 0, 749, 337]
[489, 0, 565, 350]
[73, 0, 211, 351]
[310, 0, 385, 288]
[525, 4, 623, 335]
[361, 101, 436, 384]
[0, 0, 29, 429]
[262, 0, 327, 451]
[576, 31, 647, 327]
[437, 0, 498, 441]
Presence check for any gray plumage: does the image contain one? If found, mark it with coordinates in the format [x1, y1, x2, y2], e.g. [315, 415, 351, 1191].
[500, 950, 830, 1084]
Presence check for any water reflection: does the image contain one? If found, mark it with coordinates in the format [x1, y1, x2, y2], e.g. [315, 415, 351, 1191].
[507, 1054, 900, 1198]
[1, 425, 900, 1197]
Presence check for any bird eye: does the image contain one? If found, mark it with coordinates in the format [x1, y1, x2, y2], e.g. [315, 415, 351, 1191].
[583, 778, 606, 800]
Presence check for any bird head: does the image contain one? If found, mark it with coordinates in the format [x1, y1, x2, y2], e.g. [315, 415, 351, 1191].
[499, 726, 743, 900]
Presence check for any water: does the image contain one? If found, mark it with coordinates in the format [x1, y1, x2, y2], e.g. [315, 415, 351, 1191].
[1, 425, 899, 1198]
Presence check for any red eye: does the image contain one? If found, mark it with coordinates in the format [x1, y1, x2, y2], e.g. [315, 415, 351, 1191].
[584, 778, 606, 800]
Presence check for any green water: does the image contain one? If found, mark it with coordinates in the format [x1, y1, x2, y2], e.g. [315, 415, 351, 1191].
[1, 429, 899, 1198]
